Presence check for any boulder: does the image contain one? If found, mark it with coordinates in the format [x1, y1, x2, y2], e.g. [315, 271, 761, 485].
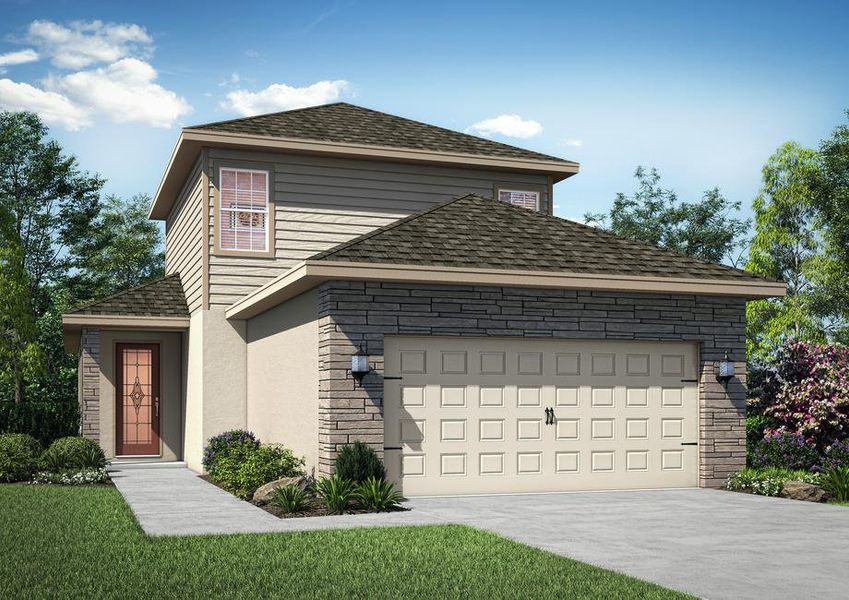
[780, 480, 829, 503]
[252, 476, 307, 504]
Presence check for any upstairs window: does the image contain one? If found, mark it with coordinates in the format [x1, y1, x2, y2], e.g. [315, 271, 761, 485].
[496, 187, 540, 211]
[219, 168, 269, 253]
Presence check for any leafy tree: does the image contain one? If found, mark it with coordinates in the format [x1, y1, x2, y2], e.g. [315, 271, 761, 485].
[585, 166, 749, 264]
[68, 194, 164, 300]
[745, 141, 847, 359]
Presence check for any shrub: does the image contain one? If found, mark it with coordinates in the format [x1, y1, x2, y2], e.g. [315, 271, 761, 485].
[315, 475, 357, 514]
[202, 429, 259, 472]
[31, 467, 109, 485]
[727, 467, 820, 497]
[335, 442, 385, 484]
[822, 440, 849, 471]
[751, 431, 821, 471]
[760, 342, 849, 451]
[0, 433, 42, 482]
[208, 443, 305, 499]
[820, 467, 849, 502]
[42, 437, 105, 471]
[746, 414, 772, 464]
[355, 476, 403, 511]
[270, 484, 310, 513]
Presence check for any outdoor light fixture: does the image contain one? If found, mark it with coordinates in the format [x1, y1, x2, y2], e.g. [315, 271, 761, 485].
[350, 343, 371, 388]
[716, 350, 735, 385]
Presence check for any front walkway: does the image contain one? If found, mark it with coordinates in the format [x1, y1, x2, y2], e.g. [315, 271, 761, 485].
[111, 465, 849, 599]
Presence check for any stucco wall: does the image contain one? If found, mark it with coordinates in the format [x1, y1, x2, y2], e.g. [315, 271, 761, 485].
[183, 312, 205, 470]
[96, 330, 183, 461]
[316, 281, 748, 488]
[246, 289, 319, 475]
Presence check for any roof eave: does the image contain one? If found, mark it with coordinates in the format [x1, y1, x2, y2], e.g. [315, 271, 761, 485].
[61, 314, 191, 353]
[149, 129, 580, 220]
[225, 260, 786, 321]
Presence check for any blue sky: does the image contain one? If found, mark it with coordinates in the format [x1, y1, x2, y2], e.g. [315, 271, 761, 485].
[1, 0, 847, 222]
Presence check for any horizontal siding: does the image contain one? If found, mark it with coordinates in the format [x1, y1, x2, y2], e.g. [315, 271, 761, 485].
[206, 149, 552, 309]
[165, 158, 204, 313]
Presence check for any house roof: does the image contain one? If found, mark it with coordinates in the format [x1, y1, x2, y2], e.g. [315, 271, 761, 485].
[311, 194, 771, 282]
[226, 195, 785, 320]
[65, 274, 189, 318]
[150, 103, 579, 220]
[190, 103, 575, 165]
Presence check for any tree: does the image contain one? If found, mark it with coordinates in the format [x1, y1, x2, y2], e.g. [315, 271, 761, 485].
[745, 141, 847, 360]
[68, 194, 164, 300]
[585, 166, 749, 265]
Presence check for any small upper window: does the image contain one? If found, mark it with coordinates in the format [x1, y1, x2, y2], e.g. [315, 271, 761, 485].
[497, 188, 539, 211]
[219, 168, 269, 253]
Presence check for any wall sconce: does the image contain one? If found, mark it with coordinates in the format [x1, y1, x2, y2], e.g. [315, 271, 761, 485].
[716, 350, 735, 385]
[350, 343, 371, 388]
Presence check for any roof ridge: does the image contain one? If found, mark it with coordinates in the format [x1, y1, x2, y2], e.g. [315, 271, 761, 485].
[185, 102, 349, 130]
[310, 194, 482, 262]
[67, 273, 183, 314]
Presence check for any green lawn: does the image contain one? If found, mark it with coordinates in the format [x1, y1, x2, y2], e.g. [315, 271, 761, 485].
[0, 484, 689, 599]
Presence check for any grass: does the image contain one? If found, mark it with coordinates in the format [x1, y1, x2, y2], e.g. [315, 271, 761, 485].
[0, 484, 689, 599]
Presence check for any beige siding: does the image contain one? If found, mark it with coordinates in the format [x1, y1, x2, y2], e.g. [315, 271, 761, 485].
[206, 149, 552, 309]
[246, 289, 319, 474]
[165, 158, 205, 313]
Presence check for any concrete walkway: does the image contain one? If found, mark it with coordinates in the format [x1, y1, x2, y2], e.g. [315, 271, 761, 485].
[110, 465, 849, 599]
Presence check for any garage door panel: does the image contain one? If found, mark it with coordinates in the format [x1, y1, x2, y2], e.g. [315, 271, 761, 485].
[385, 337, 699, 496]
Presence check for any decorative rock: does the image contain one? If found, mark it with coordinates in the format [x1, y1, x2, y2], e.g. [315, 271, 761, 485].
[780, 480, 829, 503]
[252, 476, 307, 504]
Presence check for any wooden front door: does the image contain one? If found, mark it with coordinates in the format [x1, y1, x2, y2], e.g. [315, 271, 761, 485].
[116, 343, 160, 456]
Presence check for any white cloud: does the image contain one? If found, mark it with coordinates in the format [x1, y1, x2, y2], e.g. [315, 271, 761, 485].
[47, 58, 191, 128]
[0, 49, 39, 68]
[560, 138, 583, 147]
[27, 20, 152, 69]
[466, 114, 543, 139]
[219, 72, 241, 87]
[222, 80, 350, 116]
[0, 78, 90, 130]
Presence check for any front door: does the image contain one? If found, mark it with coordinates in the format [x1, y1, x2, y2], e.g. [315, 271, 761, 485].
[116, 343, 160, 456]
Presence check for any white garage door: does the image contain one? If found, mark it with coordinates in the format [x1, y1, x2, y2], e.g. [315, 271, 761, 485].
[384, 337, 699, 496]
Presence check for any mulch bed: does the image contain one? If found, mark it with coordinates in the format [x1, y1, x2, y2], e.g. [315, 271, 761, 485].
[198, 474, 409, 519]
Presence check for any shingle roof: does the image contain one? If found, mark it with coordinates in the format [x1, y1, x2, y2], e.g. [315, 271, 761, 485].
[67, 274, 189, 317]
[312, 195, 772, 282]
[190, 103, 574, 165]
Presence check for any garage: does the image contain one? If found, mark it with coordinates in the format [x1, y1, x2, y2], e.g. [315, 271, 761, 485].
[384, 337, 700, 496]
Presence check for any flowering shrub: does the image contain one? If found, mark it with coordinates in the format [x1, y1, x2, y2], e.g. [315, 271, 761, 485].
[823, 440, 849, 471]
[759, 342, 849, 451]
[727, 468, 820, 497]
[751, 432, 821, 471]
[31, 467, 109, 485]
[202, 429, 259, 472]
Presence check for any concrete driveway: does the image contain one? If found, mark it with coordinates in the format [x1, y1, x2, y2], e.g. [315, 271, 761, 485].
[111, 467, 847, 600]
[408, 488, 848, 600]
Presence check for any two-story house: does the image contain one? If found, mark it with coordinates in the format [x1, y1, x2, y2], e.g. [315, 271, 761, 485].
[62, 103, 784, 495]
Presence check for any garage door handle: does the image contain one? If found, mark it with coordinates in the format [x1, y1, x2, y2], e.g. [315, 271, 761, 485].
[681, 442, 698, 446]
[384, 446, 403, 450]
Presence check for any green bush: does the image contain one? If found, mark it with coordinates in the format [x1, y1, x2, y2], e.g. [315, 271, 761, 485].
[42, 437, 105, 471]
[355, 476, 403, 511]
[315, 475, 357, 514]
[202, 430, 259, 472]
[335, 442, 385, 484]
[820, 467, 849, 502]
[0, 433, 42, 482]
[208, 442, 305, 499]
[726, 467, 820, 497]
[270, 484, 310, 513]
[745, 414, 772, 464]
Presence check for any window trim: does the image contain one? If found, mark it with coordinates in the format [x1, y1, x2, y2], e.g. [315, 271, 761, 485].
[493, 183, 546, 212]
[213, 166, 275, 258]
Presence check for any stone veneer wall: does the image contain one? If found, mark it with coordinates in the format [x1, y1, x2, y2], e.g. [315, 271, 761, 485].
[317, 281, 748, 488]
[79, 328, 101, 442]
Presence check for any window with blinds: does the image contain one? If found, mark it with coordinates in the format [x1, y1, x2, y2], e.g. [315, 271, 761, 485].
[497, 188, 540, 211]
[219, 168, 269, 252]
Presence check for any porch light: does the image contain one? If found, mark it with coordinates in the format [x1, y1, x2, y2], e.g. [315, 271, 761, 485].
[350, 344, 371, 387]
[716, 350, 735, 385]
